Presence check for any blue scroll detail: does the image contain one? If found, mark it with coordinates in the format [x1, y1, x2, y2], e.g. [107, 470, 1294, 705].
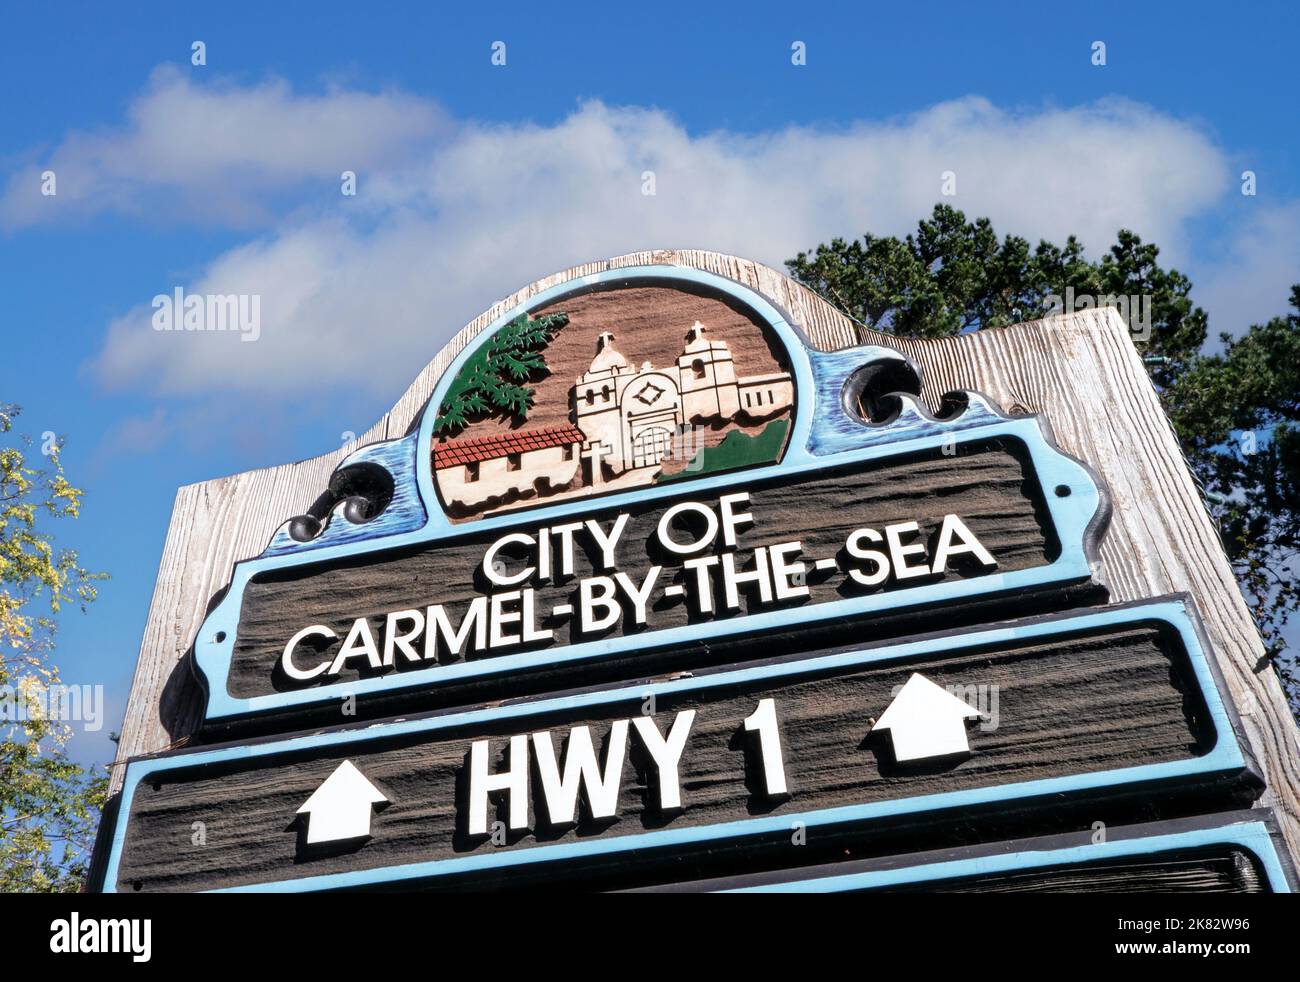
[263, 431, 427, 558]
[805, 345, 1011, 457]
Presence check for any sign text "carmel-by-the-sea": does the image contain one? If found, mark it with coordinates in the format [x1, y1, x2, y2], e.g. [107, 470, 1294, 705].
[280, 491, 996, 684]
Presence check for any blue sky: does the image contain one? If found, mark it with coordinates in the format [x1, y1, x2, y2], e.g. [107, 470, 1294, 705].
[2, 1, 1298, 769]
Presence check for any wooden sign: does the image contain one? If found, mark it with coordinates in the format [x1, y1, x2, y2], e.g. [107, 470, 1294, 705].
[628, 812, 1296, 893]
[190, 266, 1111, 727]
[96, 250, 1300, 895]
[98, 597, 1255, 892]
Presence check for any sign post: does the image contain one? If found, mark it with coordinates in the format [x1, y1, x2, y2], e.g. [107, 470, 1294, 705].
[93, 251, 1300, 893]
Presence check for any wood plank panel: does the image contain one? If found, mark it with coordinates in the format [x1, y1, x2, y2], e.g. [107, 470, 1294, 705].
[109, 607, 1251, 892]
[228, 441, 1054, 702]
[627, 812, 1292, 893]
[892, 853, 1264, 893]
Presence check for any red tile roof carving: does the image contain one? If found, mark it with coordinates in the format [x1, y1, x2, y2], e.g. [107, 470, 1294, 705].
[433, 425, 585, 469]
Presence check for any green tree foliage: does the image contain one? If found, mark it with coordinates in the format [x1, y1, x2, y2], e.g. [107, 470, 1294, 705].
[787, 204, 1300, 714]
[0, 404, 107, 891]
[434, 312, 570, 435]
[1167, 287, 1300, 707]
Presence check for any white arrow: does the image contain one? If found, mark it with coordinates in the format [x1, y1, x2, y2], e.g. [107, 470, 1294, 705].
[296, 760, 388, 845]
[871, 673, 982, 764]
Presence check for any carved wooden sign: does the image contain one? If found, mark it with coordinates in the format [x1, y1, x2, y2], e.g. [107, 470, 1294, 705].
[93, 252, 1300, 895]
[99, 598, 1257, 892]
[190, 268, 1111, 727]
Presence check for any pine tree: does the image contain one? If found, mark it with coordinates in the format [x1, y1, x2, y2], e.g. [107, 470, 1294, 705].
[788, 205, 1300, 716]
[434, 312, 569, 435]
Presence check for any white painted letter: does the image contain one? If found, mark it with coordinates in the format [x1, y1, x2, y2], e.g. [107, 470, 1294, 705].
[718, 492, 754, 547]
[425, 597, 488, 659]
[483, 532, 535, 586]
[885, 520, 931, 580]
[930, 513, 997, 574]
[744, 698, 788, 796]
[657, 500, 718, 555]
[532, 721, 629, 824]
[328, 617, 382, 674]
[579, 576, 621, 633]
[846, 527, 890, 587]
[721, 547, 773, 610]
[468, 734, 529, 835]
[585, 514, 629, 571]
[383, 609, 425, 666]
[281, 625, 336, 682]
[631, 710, 695, 810]
[616, 566, 661, 626]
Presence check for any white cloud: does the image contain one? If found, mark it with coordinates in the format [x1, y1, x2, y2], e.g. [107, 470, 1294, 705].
[1195, 202, 1300, 343]
[0, 65, 447, 228]
[9, 70, 1238, 400]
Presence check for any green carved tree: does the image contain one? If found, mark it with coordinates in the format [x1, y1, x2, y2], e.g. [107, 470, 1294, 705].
[434, 312, 570, 435]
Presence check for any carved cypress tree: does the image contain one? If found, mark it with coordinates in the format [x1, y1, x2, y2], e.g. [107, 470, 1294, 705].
[434, 312, 569, 435]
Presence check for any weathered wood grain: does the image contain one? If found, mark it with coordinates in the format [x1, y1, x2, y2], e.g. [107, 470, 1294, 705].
[104, 250, 1300, 876]
[889, 852, 1265, 893]
[628, 811, 1288, 893]
[114, 622, 1240, 892]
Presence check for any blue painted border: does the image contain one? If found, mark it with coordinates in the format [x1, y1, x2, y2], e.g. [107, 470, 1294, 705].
[719, 821, 1291, 893]
[102, 597, 1244, 893]
[191, 265, 1109, 725]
